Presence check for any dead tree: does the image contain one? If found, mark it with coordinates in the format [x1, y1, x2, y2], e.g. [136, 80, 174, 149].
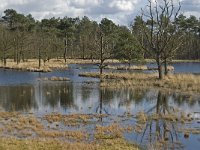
[139, 0, 181, 79]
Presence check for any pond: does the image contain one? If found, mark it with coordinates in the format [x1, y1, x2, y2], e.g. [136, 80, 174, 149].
[147, 62, 200, 74]
[0, 63, 199, 150]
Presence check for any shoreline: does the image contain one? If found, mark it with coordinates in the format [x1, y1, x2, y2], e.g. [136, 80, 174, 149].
[0, 58, 199, 73]
[79, 72, 200, 94]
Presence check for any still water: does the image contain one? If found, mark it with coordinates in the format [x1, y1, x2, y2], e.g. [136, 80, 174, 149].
[0, 63, 199, 150]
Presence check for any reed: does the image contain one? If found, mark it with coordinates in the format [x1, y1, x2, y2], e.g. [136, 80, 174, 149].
[80, 72, 200, 93]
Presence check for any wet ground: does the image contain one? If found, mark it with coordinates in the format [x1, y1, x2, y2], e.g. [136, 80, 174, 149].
[0, 62, 199, 150]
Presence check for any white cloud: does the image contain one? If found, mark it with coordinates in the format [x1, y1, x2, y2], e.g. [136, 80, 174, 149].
[69, 0, 100, 8]
[0, 0, 199, 25]
[181, 0, 200, 14]
[109, 0, 137, 11]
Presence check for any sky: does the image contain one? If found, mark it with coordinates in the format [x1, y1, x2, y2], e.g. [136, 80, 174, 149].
[0, 0, 199, 26]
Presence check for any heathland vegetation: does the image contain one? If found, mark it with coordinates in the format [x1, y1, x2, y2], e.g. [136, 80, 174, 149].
[0, 1, 200, 149]
[0, 0, 199, 78]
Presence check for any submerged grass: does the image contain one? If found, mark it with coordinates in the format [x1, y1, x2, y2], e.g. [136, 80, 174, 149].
[79, 72, 200, 93]
[0, 109, 199, 150]
[39, 76, 70, 81]
[0, 111, 140, 150]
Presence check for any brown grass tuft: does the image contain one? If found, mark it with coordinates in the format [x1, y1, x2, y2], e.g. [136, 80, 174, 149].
[80, 72, 200, 93]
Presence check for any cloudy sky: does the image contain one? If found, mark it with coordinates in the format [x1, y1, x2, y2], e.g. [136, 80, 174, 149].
[0, 0, 199, 26]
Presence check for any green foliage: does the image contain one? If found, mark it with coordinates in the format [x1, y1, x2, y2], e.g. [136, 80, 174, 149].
[114, 26, 144, 64]
[0, 8, 199, 64]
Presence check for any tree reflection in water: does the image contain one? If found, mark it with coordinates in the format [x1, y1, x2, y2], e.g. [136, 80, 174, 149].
[139, 91, 184, 150]
[36, 81, 78, 112]
[96, 88, 108, 123]
[0, 85, 37, 111]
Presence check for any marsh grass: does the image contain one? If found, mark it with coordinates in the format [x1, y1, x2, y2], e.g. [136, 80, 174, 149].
[106, 65, 174, 71]
[172, 59, 200, 63]
[0, 111, 139, 150]
[0, 137, 97, 150]
[0, 59, 68, 72]
[80, 72, 200, 93]
[135, 110, 197, 150]
[0, 59, 121, 72]
[106, 65, 148, 70]
[0, 110, 199, 150]
[0, 137, 140, 150]
[39, 76, 70, 81]
[145, 59, 200, 63]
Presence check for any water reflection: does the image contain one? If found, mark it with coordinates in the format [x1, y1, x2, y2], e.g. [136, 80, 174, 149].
[0, 83, 199, 149]
[0, 83, 199, 115]
[34, 82, 78, 113]
[0, 85, 37, 111]
[142, 91, 180, 149]
[129, 90, 200, 150]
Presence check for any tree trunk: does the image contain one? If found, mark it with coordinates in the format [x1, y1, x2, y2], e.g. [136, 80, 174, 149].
[99, 36, 103, 75]
[156, 54, 163, 80]
[100, 67, 103, 74]
[128, 61, 131, 69]
[82, 43, 85, 59]
[38, 48, 41, 69]
[164, 58, 168, 76]
[16, 48, 19, 65]
[3, 49, 6, 67]
[158, 64, 163, 80]
[64, 36, 67, 62]
[14, 49, 17, 62]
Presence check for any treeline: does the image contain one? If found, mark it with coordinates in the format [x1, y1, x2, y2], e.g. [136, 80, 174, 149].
[132, 14, 200, 60]
[175, 15, 200, 59]
[0, 9, 143, 67]
[0, 9, 199, 67]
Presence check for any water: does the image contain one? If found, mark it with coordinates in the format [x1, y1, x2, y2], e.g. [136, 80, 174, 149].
[147, 62, 200, 74]
[172, 62, 200, 74]
[0, 62, 199, 150]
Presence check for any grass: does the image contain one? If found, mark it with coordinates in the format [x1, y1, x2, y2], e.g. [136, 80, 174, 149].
[0, 58, 199, 72]
[106, 65, 174, 71]
[0, 109, 199, 150]
[0, 111, 140, 150]
[63, 59, 120, 64]
[172, 59, 200, 63]
[39, 76, 70, 81]
[106, 65, 148, 70]
[0, 137, 140, 150]
[0, 59, 121, 72]
[145, 59, 200, 63]
[0, 137, 96, 150]
[0, 59, 68, 72]
[79, 72, 200, 94]
[178, 128, 200, 134]
[134, 110, 198, 149]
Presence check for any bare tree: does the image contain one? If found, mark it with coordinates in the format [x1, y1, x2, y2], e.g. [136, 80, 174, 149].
[138, 0, 181, 79]
[0, 27, 12, 67]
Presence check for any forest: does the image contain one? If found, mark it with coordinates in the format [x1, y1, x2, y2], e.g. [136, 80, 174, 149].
[0, 8, 199, 67]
